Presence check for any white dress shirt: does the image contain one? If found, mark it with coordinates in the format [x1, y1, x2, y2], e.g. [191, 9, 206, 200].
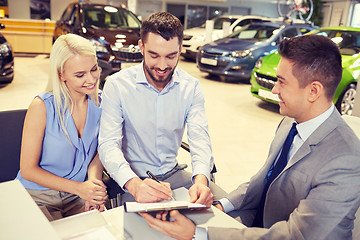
[98, 63, 214, 189]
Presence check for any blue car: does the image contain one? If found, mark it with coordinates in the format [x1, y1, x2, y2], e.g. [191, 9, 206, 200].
[196, 21, 317, 82]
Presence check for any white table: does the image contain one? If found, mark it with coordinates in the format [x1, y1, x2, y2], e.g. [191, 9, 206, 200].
[52, 188, 246, 240]
[0, 180, 61, 240]
[0, 181, 245, 240]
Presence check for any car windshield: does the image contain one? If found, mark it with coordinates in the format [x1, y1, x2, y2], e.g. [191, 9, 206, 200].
[82, 5, 141, 29]
[228, 25, 278, 41]
[200, 17, 238, 29]
[314, 29, 360, 55]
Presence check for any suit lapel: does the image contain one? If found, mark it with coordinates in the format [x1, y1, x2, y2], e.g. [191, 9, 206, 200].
[240, 117, 294, 208]
[241, 110, 342, 210]
[284, 109, 341, 172]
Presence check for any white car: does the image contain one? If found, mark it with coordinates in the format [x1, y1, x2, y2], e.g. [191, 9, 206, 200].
[181, 15, 271, 60]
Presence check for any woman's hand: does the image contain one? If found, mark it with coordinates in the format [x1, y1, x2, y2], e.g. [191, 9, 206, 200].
[76, 179, 108, 205]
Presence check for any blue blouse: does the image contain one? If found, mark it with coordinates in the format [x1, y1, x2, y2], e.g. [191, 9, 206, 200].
[16, 92, 101, 190]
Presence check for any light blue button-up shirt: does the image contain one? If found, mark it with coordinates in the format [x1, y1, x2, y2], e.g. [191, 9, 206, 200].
[98, 63, 213, 189]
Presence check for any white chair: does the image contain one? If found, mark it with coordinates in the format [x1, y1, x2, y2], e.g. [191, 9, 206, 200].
[342, 115, 360, 138]
[342, 115, 360, 240]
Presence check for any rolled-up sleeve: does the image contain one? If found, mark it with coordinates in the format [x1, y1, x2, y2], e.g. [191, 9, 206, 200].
[98, 78, 137, 189]
[186, 80, 214, 183]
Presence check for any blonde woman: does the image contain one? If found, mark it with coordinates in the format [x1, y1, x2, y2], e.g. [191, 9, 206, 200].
[16, 34, 107, 221]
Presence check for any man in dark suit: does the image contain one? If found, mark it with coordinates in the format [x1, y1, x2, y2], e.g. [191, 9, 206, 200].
[140, 34, 360, 239]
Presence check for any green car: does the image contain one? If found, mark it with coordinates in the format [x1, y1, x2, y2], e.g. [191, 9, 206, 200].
[250, 27, 360, 115]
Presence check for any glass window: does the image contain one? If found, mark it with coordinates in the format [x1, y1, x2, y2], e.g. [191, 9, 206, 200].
[187, 5, 207, 29]
[209, 7, 228, 20]
[299, 28, 312, 35]
[82, 6, 141, 29]
[282, 28, 298, 38]
[61, 5, 73, 21]
[312, 29, 360, 54]
[228, 25, 278, 41]
[213, 17, 238, 29]
[234, 18, 263, 28]
[350, 3, 360, 27]
[69, 6, 78, 26]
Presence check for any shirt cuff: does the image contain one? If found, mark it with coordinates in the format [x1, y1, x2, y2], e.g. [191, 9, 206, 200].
[111, 164, 138, 191]
[191, 174, 211, 187]
[195, 226, 208, 240]
[192, 168, 211, 186]
[219, 197, 235, 213]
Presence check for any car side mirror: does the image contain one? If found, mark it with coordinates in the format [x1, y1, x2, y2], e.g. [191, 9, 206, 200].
[0, 23, 5, 30]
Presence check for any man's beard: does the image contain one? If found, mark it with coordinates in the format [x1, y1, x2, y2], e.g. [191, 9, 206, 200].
[144, 62, 177, 83]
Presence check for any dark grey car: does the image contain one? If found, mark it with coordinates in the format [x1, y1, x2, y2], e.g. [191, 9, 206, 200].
[0, 24, 14, 85]
[53, 2, 142, 89]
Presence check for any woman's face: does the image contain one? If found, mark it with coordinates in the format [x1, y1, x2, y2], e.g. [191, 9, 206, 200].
[60, 54, 100, 98]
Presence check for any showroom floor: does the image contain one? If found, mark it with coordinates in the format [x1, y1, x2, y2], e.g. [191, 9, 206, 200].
[0, 55, 283, 193]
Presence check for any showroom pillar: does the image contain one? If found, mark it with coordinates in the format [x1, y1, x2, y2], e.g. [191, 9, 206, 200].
[352, 82, 360, 117]
[8, 0, 30, 19]
[205, 20, 214, 42]
[128, 0, 138, 14]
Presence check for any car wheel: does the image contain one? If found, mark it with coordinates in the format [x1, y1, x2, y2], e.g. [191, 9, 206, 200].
[219, 76, 227, 82]
[336, 83, 356, 115]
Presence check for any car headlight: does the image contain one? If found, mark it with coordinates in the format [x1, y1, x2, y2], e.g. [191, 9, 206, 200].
[0, 42, 11, 55]
[255, 56, 264, 69]
[193, 35, 206, 42]
[183, 35, 192, 41]
[231, 49, 251, 58]
[89, 39, 109, 53]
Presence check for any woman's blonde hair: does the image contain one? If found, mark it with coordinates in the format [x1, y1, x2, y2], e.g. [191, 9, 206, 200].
[46, 33, 99, 139]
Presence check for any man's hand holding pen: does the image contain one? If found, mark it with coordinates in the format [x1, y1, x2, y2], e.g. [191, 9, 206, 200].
[124, 174, 173, 203]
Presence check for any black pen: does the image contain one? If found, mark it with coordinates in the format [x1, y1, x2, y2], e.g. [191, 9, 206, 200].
[146, 170, 161, 183]
[146, 170, 175, 201]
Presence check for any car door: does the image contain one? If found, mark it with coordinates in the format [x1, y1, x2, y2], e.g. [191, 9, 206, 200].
[53, 4, 78, 40]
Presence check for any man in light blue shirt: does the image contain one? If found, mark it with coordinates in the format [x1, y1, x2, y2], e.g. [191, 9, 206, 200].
[140, 35, 360, 239]
[98, 12, 226, 206]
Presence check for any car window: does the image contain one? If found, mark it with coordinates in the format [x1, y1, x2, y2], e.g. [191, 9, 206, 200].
[236, 19, 251, 27]
[299, 27, 312, 35]
[314, 29, 360, 55]
[69, 6, 78, 26]
[229, 25, 278, 41]
[235, 18, 262, 28]
[82, 6, 141, 29]
[61, 5, 74, 21]
[213, 17, 238, 29]
[282, 28, 299, 39]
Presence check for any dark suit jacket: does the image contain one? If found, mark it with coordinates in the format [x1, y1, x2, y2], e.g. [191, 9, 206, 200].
[209, 109, 360, 240]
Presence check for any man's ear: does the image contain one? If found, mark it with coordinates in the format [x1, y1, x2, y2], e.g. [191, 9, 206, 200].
[139, 39, 144, 55]
[308, 81, 323, 102]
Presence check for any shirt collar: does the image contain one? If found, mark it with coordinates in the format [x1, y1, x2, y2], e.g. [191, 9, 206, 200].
[135, 61, 180, 92]
[296, 104, 335, 142]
